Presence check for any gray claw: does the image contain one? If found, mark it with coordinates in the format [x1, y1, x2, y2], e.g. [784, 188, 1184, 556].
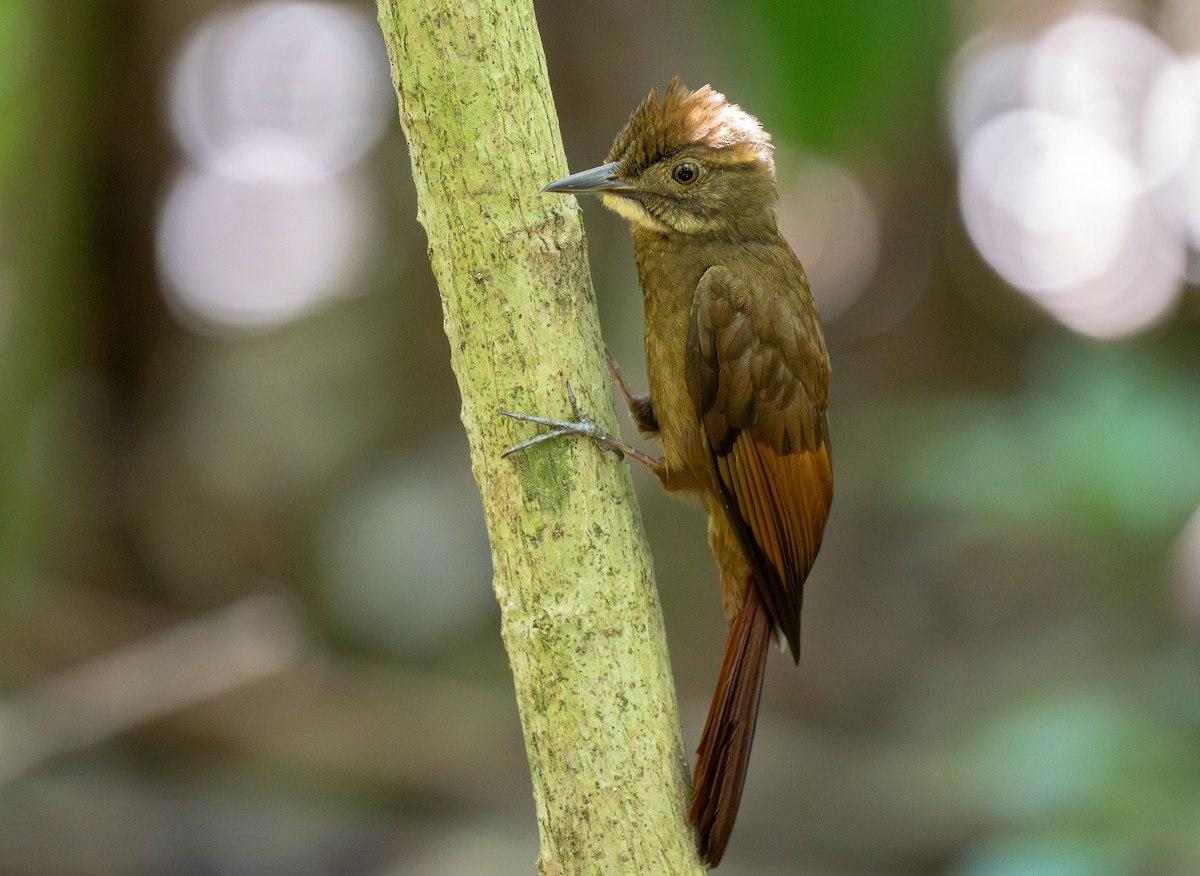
[498, 385, 624, 460]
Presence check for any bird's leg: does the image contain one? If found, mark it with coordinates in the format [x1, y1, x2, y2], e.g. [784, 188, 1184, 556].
[605, 350, 660, 435]
[500, 381, 662, 472]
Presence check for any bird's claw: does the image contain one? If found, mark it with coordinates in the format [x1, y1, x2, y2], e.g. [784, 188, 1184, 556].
[499, 382, 626, 460]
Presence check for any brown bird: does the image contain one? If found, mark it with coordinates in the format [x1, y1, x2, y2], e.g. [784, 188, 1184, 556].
[503, 79, 832, 867]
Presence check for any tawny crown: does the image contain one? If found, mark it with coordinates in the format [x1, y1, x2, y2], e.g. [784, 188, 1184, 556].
[606, 78, 774, 178]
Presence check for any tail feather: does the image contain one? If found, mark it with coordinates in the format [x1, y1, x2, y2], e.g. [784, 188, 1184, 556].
[688, 578, 772, 867]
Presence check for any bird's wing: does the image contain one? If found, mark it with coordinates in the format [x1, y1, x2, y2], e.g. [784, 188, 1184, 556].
[686, 264, 833, 660]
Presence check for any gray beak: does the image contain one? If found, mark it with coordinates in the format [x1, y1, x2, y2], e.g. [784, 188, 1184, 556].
[543, 161, 634, 195]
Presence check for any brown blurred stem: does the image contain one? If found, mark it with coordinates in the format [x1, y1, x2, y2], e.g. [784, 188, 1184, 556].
[375, 2, 703, 873]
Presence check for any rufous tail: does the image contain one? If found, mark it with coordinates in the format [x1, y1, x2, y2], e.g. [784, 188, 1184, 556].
[688, 577, 772, 867]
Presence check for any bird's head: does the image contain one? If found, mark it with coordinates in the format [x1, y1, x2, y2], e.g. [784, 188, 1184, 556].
[545, 79, 777, 238]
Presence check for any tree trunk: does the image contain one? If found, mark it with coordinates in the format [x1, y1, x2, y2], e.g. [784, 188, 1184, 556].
[375, 2, 704, 873]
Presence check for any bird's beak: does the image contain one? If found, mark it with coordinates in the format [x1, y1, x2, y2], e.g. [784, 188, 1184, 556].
[543, 161, 635, 196]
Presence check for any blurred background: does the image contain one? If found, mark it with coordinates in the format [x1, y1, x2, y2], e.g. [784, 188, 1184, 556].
[1, 0, 1199, 873]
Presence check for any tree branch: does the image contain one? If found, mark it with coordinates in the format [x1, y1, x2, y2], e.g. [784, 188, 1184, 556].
[375, 2, 704, 872]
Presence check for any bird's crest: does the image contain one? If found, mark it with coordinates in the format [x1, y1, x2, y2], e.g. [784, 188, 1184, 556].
[607, 78, 773, 177]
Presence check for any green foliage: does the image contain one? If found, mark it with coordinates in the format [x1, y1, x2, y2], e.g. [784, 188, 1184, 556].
[881, 334, 1200, 876]
[0, 0, 34, 191]
[955, 684, 1200, 876]
[889, 339, 1200, 548]
[731, 0, 952, 151]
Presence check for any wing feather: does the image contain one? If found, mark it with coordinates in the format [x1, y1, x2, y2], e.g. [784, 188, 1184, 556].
[687, 264, 832, 659]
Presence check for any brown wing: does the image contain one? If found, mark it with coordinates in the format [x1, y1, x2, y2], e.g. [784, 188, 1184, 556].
[686, 264, 833, 660]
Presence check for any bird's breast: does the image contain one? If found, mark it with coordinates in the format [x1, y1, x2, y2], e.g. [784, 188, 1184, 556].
[635, 236, 712, 492]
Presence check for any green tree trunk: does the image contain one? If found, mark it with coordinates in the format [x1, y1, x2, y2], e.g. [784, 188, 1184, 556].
[375, 2, 704, 873]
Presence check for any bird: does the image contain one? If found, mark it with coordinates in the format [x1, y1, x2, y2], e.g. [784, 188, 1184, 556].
[502, 78, 833, 867]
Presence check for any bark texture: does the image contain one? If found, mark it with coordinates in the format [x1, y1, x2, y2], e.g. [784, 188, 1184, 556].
[376, 2, 704, 873]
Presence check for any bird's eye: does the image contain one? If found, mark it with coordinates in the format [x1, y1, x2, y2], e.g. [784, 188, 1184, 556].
[672, 162, 701, 185]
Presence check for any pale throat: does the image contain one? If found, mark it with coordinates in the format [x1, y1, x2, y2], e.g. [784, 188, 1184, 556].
[600, 192, 672, 234]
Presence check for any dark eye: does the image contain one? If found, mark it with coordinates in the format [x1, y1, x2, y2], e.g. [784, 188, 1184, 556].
[672, 162, 700, 184]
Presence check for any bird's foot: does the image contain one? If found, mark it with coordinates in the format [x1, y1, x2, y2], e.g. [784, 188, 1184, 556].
[605, 350, 659, 435]
[500, 382, 659, 470]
